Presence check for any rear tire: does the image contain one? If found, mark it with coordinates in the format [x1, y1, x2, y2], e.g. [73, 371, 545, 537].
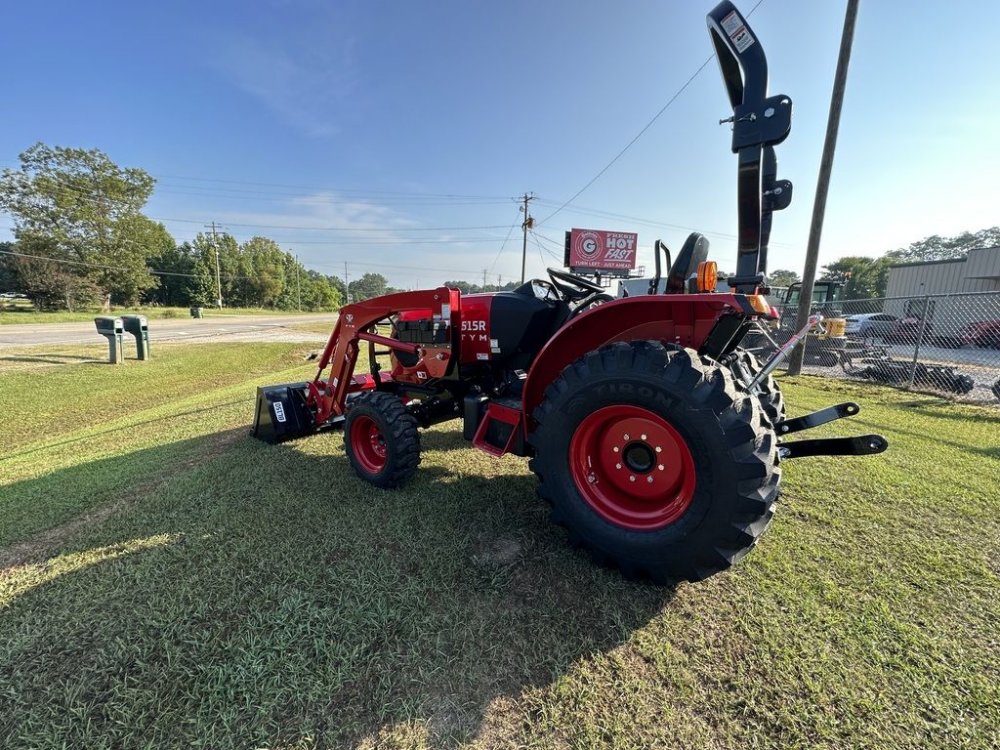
[723, 348, 785, 426]
[529, 342, 780, 584]
[344, 392, 421, 489]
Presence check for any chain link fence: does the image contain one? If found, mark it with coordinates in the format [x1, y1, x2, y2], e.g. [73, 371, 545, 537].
[759, 291, 1000, 405]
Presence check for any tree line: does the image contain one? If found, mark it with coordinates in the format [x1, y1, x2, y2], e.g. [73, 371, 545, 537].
[766, 226, 999, 300]
[3, 143, 996, 311]
[0, 143, 401, 312]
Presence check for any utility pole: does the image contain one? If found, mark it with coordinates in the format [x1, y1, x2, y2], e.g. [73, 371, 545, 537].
[787, 0, 860, 375]
[482, 268, 488, 288]
[204, 221, 224, 308]
[519, 192, 535, 284]
[344, 261, 351, 304]
[295, 254, 302, 312]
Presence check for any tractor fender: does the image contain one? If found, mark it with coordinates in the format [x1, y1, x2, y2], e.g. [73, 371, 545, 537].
[521, 294, 750, 430]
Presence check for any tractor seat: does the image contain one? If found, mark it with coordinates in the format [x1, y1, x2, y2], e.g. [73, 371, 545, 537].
[664, 232, 710, 293]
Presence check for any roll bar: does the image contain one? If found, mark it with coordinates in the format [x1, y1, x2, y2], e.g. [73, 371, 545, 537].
[707, 1, 793, 294]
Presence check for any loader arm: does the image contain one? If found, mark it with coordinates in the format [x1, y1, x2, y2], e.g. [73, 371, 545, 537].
[308, 287, 461, 425]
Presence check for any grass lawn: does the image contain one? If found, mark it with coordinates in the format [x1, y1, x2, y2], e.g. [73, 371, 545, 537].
[0, 342, 997, 749]
[0, 302, 327, 324]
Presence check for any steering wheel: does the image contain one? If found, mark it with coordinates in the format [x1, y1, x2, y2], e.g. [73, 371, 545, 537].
[546, 267, 604, 302]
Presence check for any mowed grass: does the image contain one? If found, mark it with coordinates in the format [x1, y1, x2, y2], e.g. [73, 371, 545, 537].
[0, 303, 320, 324]
[0, 343, 998, 749]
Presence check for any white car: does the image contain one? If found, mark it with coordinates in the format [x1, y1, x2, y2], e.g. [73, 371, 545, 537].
[844, 312, 897, 338]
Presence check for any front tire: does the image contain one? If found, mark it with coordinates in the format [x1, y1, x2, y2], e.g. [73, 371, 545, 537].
[529, 342, 780, 584]
[344, 392, 421, 488]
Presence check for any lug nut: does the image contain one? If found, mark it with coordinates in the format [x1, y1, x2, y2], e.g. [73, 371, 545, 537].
[623, 433, 630, 441]
[629, 475, 636, 482]
[615, 463, 622, 470]
[658, 464, 664, 471]
[655, 446, 662, 453]
[641, 434, 647, 441]
[613, 446, 619, 453]
[647, 476, 654, 483]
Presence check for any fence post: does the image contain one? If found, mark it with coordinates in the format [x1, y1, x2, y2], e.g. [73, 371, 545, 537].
[906, 294, 930, 390]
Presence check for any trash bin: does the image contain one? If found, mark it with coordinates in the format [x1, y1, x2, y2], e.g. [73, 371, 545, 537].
[190, 307, 204, 319]
[94, 316, 125, 364]
[121, 314, 150, 360]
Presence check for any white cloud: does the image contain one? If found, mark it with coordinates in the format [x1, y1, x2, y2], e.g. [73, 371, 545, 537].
[211, 21, 358, 138]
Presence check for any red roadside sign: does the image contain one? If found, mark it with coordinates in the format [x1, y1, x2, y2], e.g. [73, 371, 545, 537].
[565, 228, 638, 272]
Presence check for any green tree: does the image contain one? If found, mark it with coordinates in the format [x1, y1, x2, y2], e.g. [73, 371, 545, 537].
[146, 241, 198, 307]
[822, 255, 894, 300]
[327, 274, 347, 302]
[7, 251, 101, 311]
[892, 226, 1000, 262]
[0, 242, 17, 294]
[348, 272, 389, 302]
[443, 279, 474, 294]
[0, 143, 164, 308]
[300, 270, 341, 311]
[241, 236, 286, 307]
[189, 232, 239, 307]
[767, 269, 800, 287]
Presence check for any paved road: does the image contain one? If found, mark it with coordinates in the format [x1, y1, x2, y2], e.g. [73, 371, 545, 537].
[0, 313, 336, 348]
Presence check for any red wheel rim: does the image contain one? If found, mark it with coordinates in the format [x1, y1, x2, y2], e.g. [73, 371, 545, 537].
[569, 405, 696, 531]
[350, 415, 388, 474]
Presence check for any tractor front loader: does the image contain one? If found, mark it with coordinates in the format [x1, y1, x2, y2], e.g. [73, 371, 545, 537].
[252, 1, 887, 584]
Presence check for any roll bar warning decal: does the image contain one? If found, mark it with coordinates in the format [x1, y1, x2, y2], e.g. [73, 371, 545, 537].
[721, 10, 755, 53]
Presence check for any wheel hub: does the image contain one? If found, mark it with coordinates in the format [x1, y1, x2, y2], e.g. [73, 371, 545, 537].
[351, 415, 388, 473]
[622, 441, 655, 473]
[569, 405, 696, 530]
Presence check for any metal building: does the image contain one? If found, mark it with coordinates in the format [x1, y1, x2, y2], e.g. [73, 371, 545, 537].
[883, 246, 1000, 335]
[886, 246, 1000, 297]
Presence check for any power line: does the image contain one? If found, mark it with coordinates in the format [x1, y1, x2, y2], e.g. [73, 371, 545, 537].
[4, 169, 796, 249]
[531, 230, 563, 263]
[0, 248, 252, 280]
[0, 248, 486, 283]
[154, 217, 511, 232]
[250, 236, 513, 245]
[531, 231, 549, 268]
[150, 173, 514, 201]
[0, 164, 515, 202]
[489, 209, 522, 273]
[0, 176, 516, 231]
[536, 0, 767, 227]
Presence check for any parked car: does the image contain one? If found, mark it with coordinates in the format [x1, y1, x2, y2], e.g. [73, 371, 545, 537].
[957, 320, 1000, 349]
[844, 312, 897, 338]
[884, 317, 934, 344]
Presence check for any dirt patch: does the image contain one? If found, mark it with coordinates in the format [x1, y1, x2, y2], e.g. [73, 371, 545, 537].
[0, 496, 133, 573]
[474, 536, 524, 566]
[0, 429, 245, 573]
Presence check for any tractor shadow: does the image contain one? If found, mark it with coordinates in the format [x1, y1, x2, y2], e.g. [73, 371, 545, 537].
[0, 427, 674, 748]
[0, 354, 104, 367]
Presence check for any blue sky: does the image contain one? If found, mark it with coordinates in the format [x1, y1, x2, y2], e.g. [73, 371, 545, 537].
[2, 0, 997, 289]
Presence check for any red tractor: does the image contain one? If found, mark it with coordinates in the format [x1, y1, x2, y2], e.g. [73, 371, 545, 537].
[253, 1, 887, 584]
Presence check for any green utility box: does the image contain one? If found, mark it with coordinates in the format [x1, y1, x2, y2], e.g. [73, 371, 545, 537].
[94, 316, 125, 364]
[190, 307, 204, 319]
[121, 314, 150, 360]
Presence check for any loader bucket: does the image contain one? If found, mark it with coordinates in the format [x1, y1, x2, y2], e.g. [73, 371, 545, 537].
[251, 382, 316, 443]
